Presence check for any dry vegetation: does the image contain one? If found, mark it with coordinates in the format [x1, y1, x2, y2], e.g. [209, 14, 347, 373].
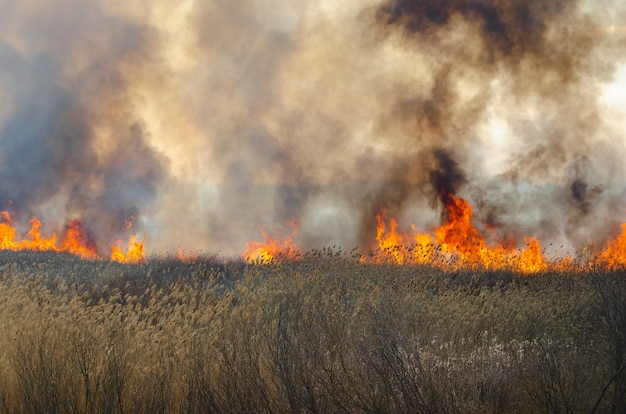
[0, 249, 624, 413]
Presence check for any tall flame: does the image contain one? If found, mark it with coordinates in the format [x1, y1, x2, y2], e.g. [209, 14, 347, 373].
[61, 219, 98, 259]
[0, 211, 19, 250]
[370, 211, 434, 265]
[595, 223, 626, 269]
[365, 194, 554, 274]
[375, 212, 408, 264]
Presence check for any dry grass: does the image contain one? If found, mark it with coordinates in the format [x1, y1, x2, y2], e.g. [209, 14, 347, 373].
[0, 249, 624, 413]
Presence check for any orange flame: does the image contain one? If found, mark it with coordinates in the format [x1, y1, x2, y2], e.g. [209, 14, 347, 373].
[177, 248, 199, 263]
[595, 223, 626, 269]
[375, 212, 408, 264]
[61, 219, 98, 258]
[23, 218, 58, 251]
[4, 197, 626, 272]
[0, 211, 144, 262]
[243, 221, 300, 263]
[369, 211, 434, 265]
[435, 194, 549, 273]
[518, 237, 548, 273]
[364, 195, 554, 274]
[0, 211, 19, 250]
[111, 235, 146, 263]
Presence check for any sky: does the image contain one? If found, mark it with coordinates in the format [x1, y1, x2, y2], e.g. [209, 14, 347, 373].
[0, 0, 625, 256]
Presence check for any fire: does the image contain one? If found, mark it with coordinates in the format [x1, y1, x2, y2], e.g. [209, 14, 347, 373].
[23, 218, 58, 251]
[4, 195, 626, 272]
[365, 194, 552, 274]
[369, 211, 434, 265]
[61, 219, 98, 258]
[0, 214, 59, 252]
[238, 193, 626, 274]
[434, 194, 549, 273]
[243, 221, 300, 263]
[518, 237, 548, 274]
[0, 211, 143, 262]
[0, 211, 17, 249]
[177, 248, 200, 263]
[111, 235, 146, 263]
[375, 212, 408, 264]
[595, 223, 626, 269]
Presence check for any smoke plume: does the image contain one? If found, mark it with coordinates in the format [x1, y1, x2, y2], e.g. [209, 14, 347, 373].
[0, 0, 624, 256]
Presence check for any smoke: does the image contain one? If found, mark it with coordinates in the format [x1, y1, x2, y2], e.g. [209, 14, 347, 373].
[0, 0, 169, 251]
[0, 0, 624, 255]
[368, 0, 626, 251]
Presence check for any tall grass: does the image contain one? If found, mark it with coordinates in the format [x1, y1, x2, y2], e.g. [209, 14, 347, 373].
[0, 249, 624, 413]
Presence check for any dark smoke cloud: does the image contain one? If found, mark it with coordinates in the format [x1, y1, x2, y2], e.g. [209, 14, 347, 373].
[0, 0, 624, 255]
[367, 0, 626, 250]
[378, 0, 576, 62]
[430, 149, 466, 203]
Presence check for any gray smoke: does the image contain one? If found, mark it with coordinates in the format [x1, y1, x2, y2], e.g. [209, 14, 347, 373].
[0, 0, 169, 251]
[0, 0, 624, 256]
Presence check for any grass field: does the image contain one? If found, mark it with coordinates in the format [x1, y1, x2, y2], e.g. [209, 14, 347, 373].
[0, 249, 624, 413]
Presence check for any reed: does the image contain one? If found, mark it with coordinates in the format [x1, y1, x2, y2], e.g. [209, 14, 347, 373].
[0, 250, 623, 413]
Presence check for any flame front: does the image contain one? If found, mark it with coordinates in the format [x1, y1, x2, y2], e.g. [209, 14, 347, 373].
[111, 235, 146, 263]
[0, 212, 19, 250]
[434, 194, 548, 273]
[375, 212, 408, 264]
[243, 222, 300, 263]
[369, 211, 434, 265]
[245, 196, 626, 274]
[4, 199, 626, 272]
[364, 194, 554, 274]
[595, 223, 626, 269]
[0, 211, 143, 262]
[61, 219, 98, 259]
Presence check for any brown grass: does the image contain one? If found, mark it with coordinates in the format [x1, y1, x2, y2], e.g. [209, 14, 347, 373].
[0, 249, 624, 413]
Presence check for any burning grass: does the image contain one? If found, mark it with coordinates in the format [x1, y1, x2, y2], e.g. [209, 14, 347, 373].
[0, 249, 624, 413]
[360, 194, 626, 274]
[3, 194, 626, 275]
[0, 211, 145, 263]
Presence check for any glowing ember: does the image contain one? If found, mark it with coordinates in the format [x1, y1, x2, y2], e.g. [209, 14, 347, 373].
[243, 221, 300, 263]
